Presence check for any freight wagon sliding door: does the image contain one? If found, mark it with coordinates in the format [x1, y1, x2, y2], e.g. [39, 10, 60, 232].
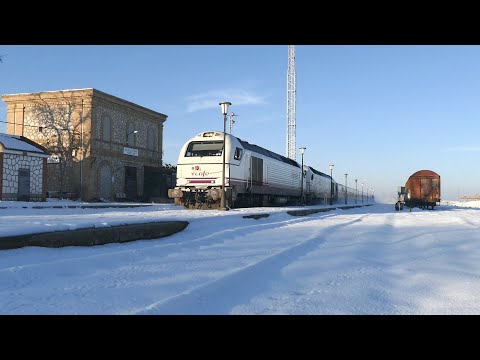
[432, 178, 439, 201]
[421, 178, 440, 201]
[421, 178, 433, 200]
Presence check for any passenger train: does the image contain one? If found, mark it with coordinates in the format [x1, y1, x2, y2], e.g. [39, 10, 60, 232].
[168, 130, 357, 209]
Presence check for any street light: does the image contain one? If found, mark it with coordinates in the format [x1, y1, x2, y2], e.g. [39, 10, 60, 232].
[372, 189, 375, 202]
[329, 164, 334, 205]
[355, 179, 358, 204]
[344, 173, 348, 205]
[361, 182, 364, 204]
[366, 187, 369, 203]
[219, 101, 231, 210]
[299, 147, 306, 205]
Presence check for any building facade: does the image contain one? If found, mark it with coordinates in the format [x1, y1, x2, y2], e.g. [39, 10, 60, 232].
[0, 134, 49, 201]
[1, 89, 168, 201]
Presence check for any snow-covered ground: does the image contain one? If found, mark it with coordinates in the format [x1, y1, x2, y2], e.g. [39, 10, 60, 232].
[1, 200, 480, 314]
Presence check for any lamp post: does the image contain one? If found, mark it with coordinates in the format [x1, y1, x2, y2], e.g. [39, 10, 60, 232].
[355, 179, 358, 204]
[366, 187, 369, 203]
[361, 182, 364, 204]
[372, 189, 375, 202]
[299, 147, 306, 205]
[329, 164, 334, 205]
[219, 101, 231, 210]
[344, 173, 348, 205]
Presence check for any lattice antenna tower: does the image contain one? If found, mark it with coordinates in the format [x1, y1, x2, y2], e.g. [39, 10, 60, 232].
[229, 112, 238, 134]
[286, 45, 296, 160]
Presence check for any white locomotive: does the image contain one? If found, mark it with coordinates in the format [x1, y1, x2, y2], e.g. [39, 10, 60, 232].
[168, 130, 341, 209]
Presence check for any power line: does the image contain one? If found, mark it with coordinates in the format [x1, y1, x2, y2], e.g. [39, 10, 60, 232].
[0, 119, 75, 131]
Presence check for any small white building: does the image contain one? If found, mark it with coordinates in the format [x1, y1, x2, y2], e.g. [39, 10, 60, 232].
[0, 133, 50, 201]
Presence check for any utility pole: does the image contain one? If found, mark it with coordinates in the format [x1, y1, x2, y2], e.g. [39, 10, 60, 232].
[299, 147, 306, 205]
[329, 164, 334, 205]
[219, 101, 231, 210]
[345, 173, 348, 205]
[355, 179, 358, 204]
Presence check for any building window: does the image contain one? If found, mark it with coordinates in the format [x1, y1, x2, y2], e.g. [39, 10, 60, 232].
[127, 123, 136, 147]
[102, 115, 111, 142]
[147, 127, 156, 151]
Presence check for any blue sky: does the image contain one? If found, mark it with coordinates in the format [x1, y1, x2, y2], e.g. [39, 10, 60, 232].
[1, 45, 479, 202]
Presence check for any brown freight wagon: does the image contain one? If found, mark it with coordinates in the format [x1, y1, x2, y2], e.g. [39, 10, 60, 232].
[404, 170, 441, 210]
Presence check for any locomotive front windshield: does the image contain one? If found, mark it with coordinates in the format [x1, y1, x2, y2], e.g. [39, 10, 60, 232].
[185, 141, 223, 157]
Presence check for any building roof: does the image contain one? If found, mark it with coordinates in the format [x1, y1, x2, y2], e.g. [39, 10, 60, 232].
[1, 88, 93, 96]
[1, 88, 168, 120]
[0, 133, 49, 155]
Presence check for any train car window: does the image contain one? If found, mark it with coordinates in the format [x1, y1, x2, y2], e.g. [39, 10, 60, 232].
[185, 141, 223, 157]
[303, 170, 307, 178]
[234, 147, 243, 160]
[311, 174, 314, 181]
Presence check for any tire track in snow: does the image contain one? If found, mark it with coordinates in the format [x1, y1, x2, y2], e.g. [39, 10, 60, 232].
[128, 215, 368, 315]
[0, 210, 370, 314]
[0, 211, 341, 274]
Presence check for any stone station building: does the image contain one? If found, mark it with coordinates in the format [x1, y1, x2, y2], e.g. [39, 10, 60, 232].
[1, 89, 170, 201]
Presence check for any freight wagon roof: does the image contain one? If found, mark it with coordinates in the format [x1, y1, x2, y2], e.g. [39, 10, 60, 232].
[409, 170, 440, 179]
[236, 137, 300, 168]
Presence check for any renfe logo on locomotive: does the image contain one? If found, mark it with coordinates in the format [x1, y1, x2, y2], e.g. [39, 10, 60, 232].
[191, 166, 209, 177]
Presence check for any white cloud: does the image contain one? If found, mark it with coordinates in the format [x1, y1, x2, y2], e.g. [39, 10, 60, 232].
[445, 146, 480, 152]
[186, 89, 266, 113]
